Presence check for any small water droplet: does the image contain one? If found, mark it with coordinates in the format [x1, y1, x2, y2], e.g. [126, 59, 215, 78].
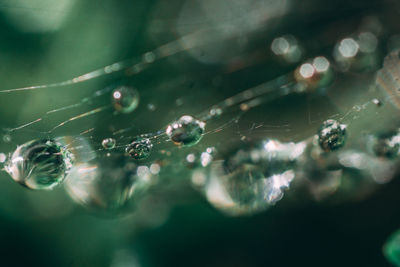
[102, 138, 116, 150]
[3, 134, 11, 143]
[147, 103, 156, 111]
[209, 108, 222, 117]
[317, 119, 347, 152]
[112, 85, 139, 113]
[126, 138, 153, 160]
[143, 51, 156, 63]
[5, 139, 73, 190]
[166, 115, 205, 147]
[372, 98, 382, 106]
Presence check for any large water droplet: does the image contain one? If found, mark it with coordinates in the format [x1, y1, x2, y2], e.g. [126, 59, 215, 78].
[5, 139, 73, 190]
[126, 138, 153, 160]
[317, 119, 347, 152]
[65, 154, 152, 212]
[166, 115, 205, 147]
[112, 85, 139, 113]
[203, 139, 305, 216]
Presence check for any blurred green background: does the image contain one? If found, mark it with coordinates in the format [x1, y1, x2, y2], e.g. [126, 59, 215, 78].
[0, 0, 399, 266]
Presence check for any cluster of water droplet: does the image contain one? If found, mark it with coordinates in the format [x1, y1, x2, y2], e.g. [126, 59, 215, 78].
[0, 14, 398, 222]
[126, 138, 153, 160]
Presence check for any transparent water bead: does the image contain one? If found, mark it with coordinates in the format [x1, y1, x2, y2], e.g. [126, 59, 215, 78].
[166, 115, 205, 147]
[65, 154, 152, 212]
[102, 138, 116, 150]
[112, 85, 139, 113]
[5, 139, 73, 190]
[203, 139, 306, 216]
[126, 138, 153, 160]
[317, 119, 347, 152]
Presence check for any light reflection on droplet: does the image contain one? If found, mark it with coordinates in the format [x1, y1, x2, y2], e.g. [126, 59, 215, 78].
[338, 38, 359, 58]
[313, 56, 330, 72]
[0, 153, 6, 164]
[102, 138, 116, 150]
[166, 115, 206, 147]
[271, 35, 302, 63]
[149, 163, 160, 175]
[299, 63, 315, 78]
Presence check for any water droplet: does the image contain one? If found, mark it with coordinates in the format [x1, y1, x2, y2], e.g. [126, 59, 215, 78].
[65, 154, 151, 212]
[102, 138, 116, 150]
[147, 103, 156, 111]
[203, 140, 305, 216]
[5, 139, 73, 190]
[166, 115, 205, 147]
[112, 85, 139, 113]
[372, 129, 400, 159]
[126, 138, 153, 160]
[372, 98, 382, 106]
[318, 119, 347, 152]
[3, 134, 11, 143]
[143, 51, 156, 63]
[209, 108, 222, 117]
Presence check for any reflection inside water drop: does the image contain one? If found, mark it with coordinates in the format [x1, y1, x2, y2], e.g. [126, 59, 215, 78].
[5, 139, 73, 190]
[166, 115, 206, 147]
[202, 139, 306, 216]
[65, 153, 152, 212]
